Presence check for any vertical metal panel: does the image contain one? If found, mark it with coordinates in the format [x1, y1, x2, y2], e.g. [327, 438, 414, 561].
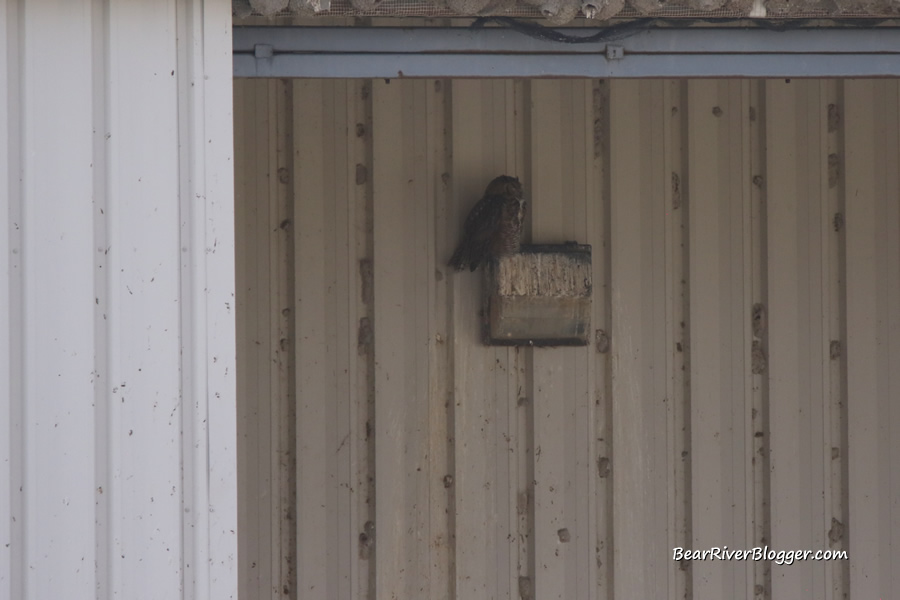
[0, 2, 19, 597]
[609, 79, 685, 600]
[18, 4, 98, 598]
[765, 79, 844, 599]
[686, 79, 757, 599]
[530, 79, 599, 600]
[292, 78, 375, 600]
[746, 79, 772, 600]
[449, 79, 529, 600]
[234, 74, 900, 600]
[293, 78, 333, 599]
[590, 79, 614, 600]
[185, 5, 239, 597]
[234, 78, 295, 600]
[845, 79, 900, 600]
[107, 4, 184, 596]
[1, 2, 237, 599]
[372, 77, 450, 600]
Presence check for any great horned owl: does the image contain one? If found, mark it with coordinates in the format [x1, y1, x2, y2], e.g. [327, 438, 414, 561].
[449, 175, 526, 272]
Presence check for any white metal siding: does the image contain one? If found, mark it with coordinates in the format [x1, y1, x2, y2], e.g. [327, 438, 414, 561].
[235, 77, 900, 599]
[1, 2, 237, 599]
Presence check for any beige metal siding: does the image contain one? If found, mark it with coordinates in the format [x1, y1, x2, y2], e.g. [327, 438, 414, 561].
[235, 78, 900, 599]
[685, 79, 759, 599]
[765, 79, 846, 599]
[844, 80, 900, 600]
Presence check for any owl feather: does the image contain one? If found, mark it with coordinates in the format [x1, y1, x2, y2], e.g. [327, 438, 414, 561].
[449, 175, 525, 272]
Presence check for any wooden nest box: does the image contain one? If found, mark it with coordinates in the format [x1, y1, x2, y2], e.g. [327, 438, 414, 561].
[484, 243, 592, 346]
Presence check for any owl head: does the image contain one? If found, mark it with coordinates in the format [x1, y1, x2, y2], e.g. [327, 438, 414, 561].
[484, 175, 523, 201]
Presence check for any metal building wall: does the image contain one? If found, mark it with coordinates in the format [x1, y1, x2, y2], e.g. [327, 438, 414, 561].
[234, 77, 900, 599]
[1, 2, 237, 599]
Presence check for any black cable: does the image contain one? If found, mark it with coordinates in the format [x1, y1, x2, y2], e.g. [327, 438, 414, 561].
[471, 15, 655, 42]
[470, 14, 896, 42]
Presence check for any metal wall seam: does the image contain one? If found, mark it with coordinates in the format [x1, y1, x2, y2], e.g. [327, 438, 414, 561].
[424, 76, 452, 600]
[351, 78, 375, 600]
[591, 78, 614, 600]
[0, 0, 23, 597]
[232, 77, 250, 600]
[662, 78, 691, 600]
[191, 1, 238, 592]
[747, 78, 772, 600]
[294, 78, 336, 600]
[822, 78, 849, 600]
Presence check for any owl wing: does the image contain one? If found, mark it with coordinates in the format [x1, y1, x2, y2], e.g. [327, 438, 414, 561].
[449, 193, 506, 271]
[463, 193, 505, 241]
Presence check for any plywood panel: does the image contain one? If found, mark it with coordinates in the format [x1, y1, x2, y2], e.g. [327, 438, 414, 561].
[845, 79, 900, 600]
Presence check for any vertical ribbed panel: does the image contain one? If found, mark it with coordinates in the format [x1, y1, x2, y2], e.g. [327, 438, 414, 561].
[107, 4, 184, 596]
[294, 79, 374, 600]
[449, 79, 527, 600]
[530, 79, 600, 600]
[765, 79, 844, 599]
[609, 79, 685, 600]
[372, 78, 451, 600]
[844, 79, 900, 600]
[1, 2, 237, 599]
[234, 78, 295, 600]
[687, 79, 757, 599]
[234, 76, 900, 600]
[19, 4, 98, 598]
[0, 3, 18, 597]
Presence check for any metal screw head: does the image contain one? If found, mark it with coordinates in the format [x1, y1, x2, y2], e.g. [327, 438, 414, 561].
[606, 45, 624, 60]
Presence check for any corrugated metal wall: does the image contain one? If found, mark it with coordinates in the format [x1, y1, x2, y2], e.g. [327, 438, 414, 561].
[1, 2, 237, 599]
[234, 77, 900, 600]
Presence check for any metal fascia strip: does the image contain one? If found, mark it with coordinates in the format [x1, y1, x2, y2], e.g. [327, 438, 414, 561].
[233, 26, 900, 78]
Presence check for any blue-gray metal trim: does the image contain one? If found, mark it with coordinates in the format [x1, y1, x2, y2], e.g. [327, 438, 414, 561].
[233, 26, 900, 78]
